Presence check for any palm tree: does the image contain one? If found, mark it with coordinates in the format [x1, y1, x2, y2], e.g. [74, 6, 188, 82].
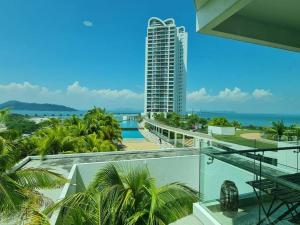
[84, 107, 122, 144]
[64, 115, 81, 126]
[294, 128, 300, 143]
[167, 112, 181, 127]
[270, 121, 286, 141]
[284, 129, 295, 141]
[231, 120, 241, 130]
[186, 114, 201, 129]
[44, 164, 198, 225]
[209, 117, 231, 127]
[35, 126, 80, 157]
[0, 108, 9, 123]
[0, 136, 67, 222]
[25, 210, 51, 225]
[69, 121, 88, 137]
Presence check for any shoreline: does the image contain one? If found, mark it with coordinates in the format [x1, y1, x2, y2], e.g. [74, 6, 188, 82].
[6, 110, 300, 127]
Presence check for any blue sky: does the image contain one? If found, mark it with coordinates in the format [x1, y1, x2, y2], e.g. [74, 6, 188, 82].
[0, 0, 299, 113]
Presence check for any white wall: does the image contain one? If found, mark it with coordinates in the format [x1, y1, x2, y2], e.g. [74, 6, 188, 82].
[277, 141, 300, 171]
[76, 155, 199, 190]
[208, 126, 235, 136]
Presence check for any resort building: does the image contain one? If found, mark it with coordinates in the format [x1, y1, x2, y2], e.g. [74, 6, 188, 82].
[4, 3, 300, 225]
[144, 17, 188, 116]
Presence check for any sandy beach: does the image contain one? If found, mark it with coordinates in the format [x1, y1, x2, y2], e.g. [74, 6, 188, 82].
[29, 117, 49, 124]
[240, 132, 278, 145]
[240, 132, 262, 140]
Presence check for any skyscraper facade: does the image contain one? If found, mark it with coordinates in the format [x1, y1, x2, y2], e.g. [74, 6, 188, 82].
[144, 17, 187, 116]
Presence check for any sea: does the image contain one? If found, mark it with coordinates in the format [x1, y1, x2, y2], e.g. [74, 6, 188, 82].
[11, 110, 300, 128]
[197, 112, 300, 127]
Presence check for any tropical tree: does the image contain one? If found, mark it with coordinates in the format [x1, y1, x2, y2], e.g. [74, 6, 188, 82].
[167, 112, 181, 127]
[0, 129, 21, 141]
[25, 210, 51, 225]
[198, 117, 208, 129]
[35, 126, 80, 157]
[4, 113, 40, 134]
[69, 121, 88, 137]
[269, 121, 286, 141]
[39, 118, 61, 128]
[208, 117, 231, 127]
[0, 107, 123, 161]
[81, 133, 116, 152]
[284, 129, 295, 141]
[232, 120, 241, 130]
[64, 115, 81, 126]
[153, 112, 167, 124]
[44, 164, 198, 225]
[0, 108, 9, 123]
[0, 136, 67, 223]
[295, 128, 300, 143]
[186, 114, 200, 129]
[16, 135, 39, 158]
[84, 108, 122, 144]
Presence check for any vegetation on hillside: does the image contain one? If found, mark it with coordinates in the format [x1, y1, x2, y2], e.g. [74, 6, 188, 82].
[0, 100, 77, 111]
[5, 113, 40, 134]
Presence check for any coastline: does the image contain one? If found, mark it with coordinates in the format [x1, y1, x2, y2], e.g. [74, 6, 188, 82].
[10, 110, 300, 127]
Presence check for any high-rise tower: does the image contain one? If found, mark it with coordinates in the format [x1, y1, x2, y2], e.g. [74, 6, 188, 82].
[144, 17, 187, 116]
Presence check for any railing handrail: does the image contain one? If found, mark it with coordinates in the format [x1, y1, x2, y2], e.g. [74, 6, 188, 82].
[212, 145, 300, 155]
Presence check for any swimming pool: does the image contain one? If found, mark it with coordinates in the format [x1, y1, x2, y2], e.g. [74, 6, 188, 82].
[120, 120, 144, 139]
[122, 130, 144, 138]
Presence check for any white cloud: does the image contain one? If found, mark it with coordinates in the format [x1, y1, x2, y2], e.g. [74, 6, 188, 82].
[187, 87, 276, 113]
[252, 89, 272, 99]
[218, 87, 248, 101]
[83, 20, 93, 27]
[187, 87, 249, 102]
[67, 81, 143, 100]
[0, 82, 276, 112]
[0, 82, 61, 102]
[0, 81, 144, 110]
[187, 88, 211, 102]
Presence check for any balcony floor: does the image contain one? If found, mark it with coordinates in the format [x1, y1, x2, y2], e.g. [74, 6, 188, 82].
[170, 215, 203, 225]
[205, 199, 296, 225]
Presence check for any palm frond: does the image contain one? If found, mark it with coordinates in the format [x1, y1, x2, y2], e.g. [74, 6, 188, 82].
[88, 163, 123, 191]
[0, 174, 26, 217]
[11, 168, 68, 189]
[25, 210, 50, 225]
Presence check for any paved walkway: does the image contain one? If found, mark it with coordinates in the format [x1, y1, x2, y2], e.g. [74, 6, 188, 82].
[144, 118, 212, 140]
[139, 121, 174, 149]
[170, 215, 203, 225]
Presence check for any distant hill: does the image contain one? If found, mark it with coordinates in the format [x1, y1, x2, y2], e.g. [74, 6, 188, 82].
[0, 100, 77, 111]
